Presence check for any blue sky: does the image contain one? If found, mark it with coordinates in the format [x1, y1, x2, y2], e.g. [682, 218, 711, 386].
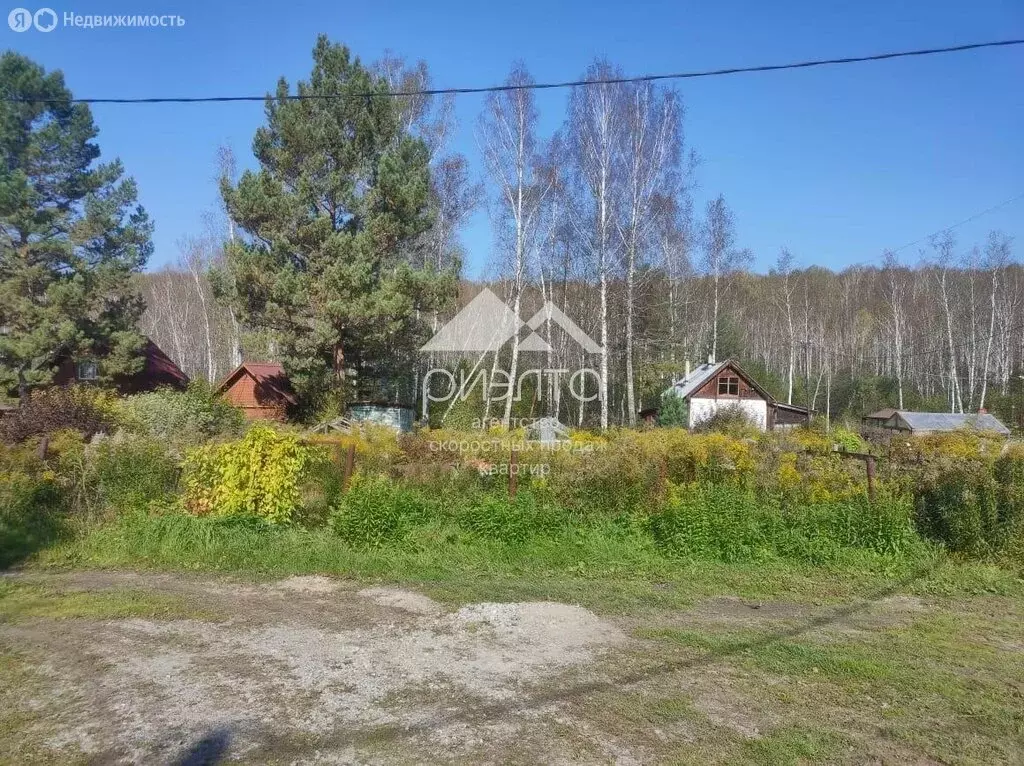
[4, 0, 1022, 275]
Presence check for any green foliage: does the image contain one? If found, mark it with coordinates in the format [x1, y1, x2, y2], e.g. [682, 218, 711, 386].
[650, 484, 917, 564]
[220, 37, 457, 410]
[0, 52, 152, 397]
[0, 386, 116, 443]
[87, 435, 181, 516]
[830, 425, 866, 453]
[0, 456, 66, 568]
[182, 425, 324, 524]
[116, 384, 245, 449]
[691, 404, 760, 438]
[329, 473, 429, 547]
[456, 492, 566, 544]
[656, 392, 688, 428]
[913, 446, 1024, 558]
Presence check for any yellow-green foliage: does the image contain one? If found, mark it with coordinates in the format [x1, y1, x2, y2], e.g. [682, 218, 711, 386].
[890, 430, 1005, 463]
[183, 424, 325, 524]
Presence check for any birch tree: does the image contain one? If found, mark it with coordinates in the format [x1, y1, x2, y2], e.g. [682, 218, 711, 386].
[617, 82, 681, 424]
[882, 251, 910, 409]
[700, 195, 750, 363]
[478, 63, 551, 427]
[566, 61, 623, 429]
[772, 249, 799, 404]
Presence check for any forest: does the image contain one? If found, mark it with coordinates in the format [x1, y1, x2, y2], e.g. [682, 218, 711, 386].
[138, 48, 1021, 429]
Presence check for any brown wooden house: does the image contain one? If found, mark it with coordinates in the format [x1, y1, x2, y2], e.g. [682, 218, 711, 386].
[53, 338, 189, 394]
[215, 362, 297, 421]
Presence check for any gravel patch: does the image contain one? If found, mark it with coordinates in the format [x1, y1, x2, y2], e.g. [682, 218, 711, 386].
[2, 574, 625, 763]
[357, 586, 444, 615]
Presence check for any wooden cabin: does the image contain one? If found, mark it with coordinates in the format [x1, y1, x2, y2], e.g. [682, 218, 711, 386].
[53, 338, 189, 394]
[215, 362, 297, 421]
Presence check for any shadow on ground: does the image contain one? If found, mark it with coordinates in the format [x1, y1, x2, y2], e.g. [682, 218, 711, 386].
[171, 727, 232, 766]
[0, 506, 67, 570]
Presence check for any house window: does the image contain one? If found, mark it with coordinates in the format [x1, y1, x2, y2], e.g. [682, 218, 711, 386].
[717, 376, 739, 396]
[76, 360, 99, 381]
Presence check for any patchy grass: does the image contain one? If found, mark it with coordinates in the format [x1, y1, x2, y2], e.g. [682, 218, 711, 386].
[10, 507, 1024, 763]
[0, 580, 209, 623]
[0, 566, 1021, 764]
[0, 648, 90, 766]
[631, 598, 1024, 765]
[34, 510, 1024, 614]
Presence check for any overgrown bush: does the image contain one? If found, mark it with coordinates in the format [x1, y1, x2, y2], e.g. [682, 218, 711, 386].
[0, 386, 115, 443]
[691, 404, 760, 438]
[36, 431, 180, 519]
[182, 425, 325, 524]
[329, 473, 430, 547]
[913, 446, 1024, 557]
[0, 446, 67, 568]
[116, 384, 245, 449]
[456, 491, 566, 544]
[88, 434, 181, 516]
[650, 483, 916, 563]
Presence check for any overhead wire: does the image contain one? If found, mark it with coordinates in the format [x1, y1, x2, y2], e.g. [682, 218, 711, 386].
[2, 39, 1021, 105]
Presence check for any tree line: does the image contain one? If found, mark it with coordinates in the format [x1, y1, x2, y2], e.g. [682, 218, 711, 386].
[2, 42, 1021, 430]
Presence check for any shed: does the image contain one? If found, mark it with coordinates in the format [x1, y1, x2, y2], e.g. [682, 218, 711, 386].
[215, 362, 296, 421]
[863, 408, 898, 428]
[659, 359, 809, 432]
[53, 338, 189, 394]
[881, 410, 1010, 436]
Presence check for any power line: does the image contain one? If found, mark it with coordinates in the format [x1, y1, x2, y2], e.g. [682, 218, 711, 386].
[4, 38, 1022, 105]
[888, 192, 1024, 256]
[831, 191, 1024, 271]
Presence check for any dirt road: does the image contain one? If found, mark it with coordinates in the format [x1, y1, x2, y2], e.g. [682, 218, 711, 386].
[1, 571, 635, 764]
[2, 569, 1019, 765]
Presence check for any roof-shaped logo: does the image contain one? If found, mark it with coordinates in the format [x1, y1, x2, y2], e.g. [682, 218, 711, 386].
[420, 289, 602, 354]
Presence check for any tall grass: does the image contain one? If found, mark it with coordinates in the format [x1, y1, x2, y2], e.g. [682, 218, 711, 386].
[650, 484, 921, 564]
[46, 476, 927, 584]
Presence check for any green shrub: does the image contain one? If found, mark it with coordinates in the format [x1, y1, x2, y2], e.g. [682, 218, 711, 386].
[182, 425, 325, 524]
[914, 448, 1024, 557]
[830, 426, 866, 453]
[329, 474, 429, 547]
[116, 384, 245, 448]
[456, 491, 566, 544]
[650, 484, 915, 563]
[656, 392, 689, 428]
[89, 435, 181, 516]
[691, 404, 760, 438]
[0, 464, 66, 568]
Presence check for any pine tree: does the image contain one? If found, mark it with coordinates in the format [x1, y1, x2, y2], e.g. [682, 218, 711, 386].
[220, 37, 457, 412]
[0, 53, 153, 399]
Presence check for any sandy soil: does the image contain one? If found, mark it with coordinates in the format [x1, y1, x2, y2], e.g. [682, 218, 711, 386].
[0, 571, 946, 765]
[1, 572, 632, 764]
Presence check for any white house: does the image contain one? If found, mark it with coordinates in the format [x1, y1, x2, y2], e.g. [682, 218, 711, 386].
[659, 359, 810, 431]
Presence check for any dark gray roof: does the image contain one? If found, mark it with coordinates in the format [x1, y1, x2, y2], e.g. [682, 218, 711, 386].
[865, 407, 898, 421]
[890, 411, 1010, 435]
[665, 361, 728, 399]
